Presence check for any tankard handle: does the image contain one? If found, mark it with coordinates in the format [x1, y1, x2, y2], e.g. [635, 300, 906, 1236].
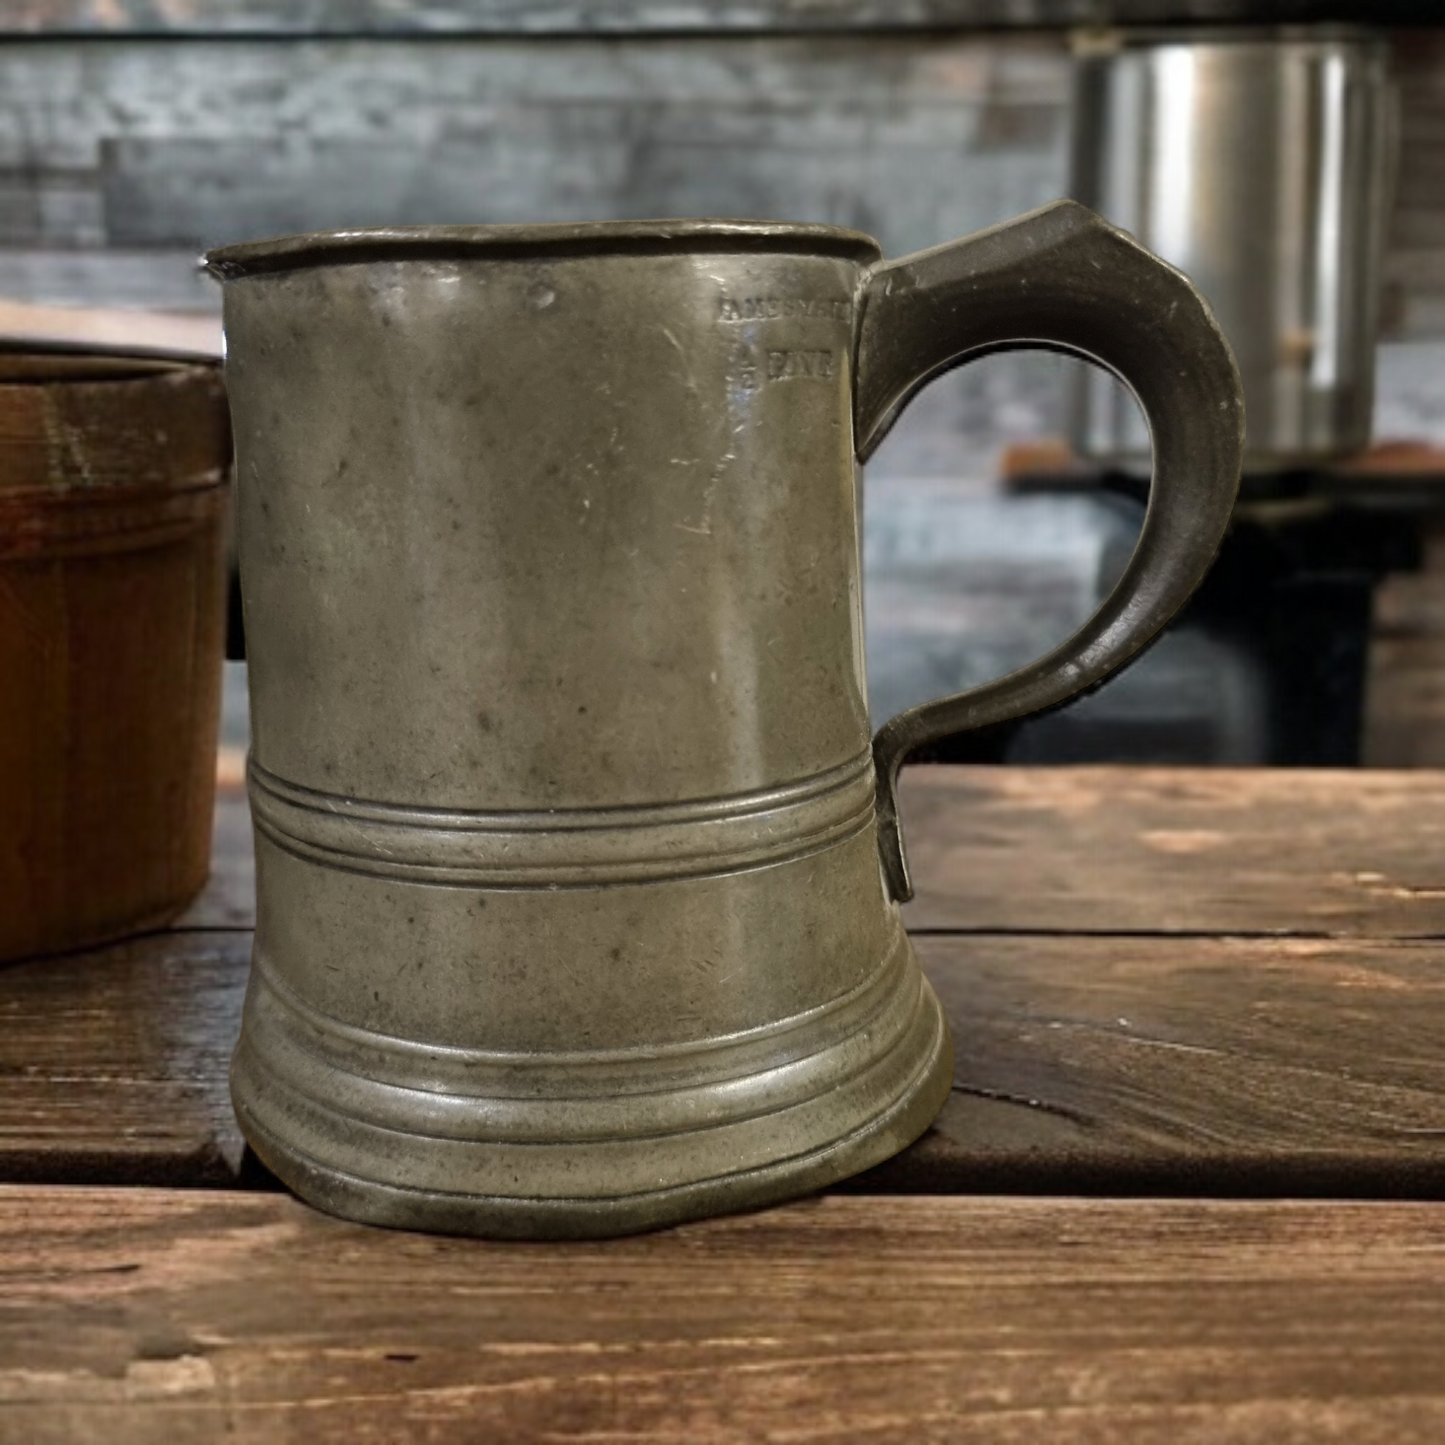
[856, 199, 1244, 902]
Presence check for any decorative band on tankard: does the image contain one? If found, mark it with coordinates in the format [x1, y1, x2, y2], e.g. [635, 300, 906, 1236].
[208, 201, 1243, 1239]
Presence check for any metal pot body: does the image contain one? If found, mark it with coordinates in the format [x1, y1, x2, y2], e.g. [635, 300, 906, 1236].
[1070, 31, 1394, 471]
[212, 206, 1245, 1238]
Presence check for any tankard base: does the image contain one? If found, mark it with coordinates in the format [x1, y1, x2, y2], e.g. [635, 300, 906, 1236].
[234, 1028, 948, 1239]
[230, 941, 952, 1241]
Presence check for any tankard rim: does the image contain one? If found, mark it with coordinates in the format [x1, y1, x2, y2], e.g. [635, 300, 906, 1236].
[205, 218, 883, 279]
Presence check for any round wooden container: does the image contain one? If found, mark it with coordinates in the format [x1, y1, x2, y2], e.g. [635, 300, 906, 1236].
[0, 353, 230, 961]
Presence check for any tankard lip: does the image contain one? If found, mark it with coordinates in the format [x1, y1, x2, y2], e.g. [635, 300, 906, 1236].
[205, 219, 883, 279]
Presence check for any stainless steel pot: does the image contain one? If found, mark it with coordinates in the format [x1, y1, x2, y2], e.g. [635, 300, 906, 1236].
[1070, 29, 1395, 471]
[209, 202, 1242, 1239]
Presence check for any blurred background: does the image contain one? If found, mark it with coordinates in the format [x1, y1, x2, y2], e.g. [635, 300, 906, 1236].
[9, 2, 1445, 770]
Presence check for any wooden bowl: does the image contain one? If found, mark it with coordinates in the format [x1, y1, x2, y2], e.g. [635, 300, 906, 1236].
[0, 352, 230, 961]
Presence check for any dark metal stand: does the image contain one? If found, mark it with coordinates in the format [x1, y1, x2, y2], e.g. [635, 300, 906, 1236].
[916, 470, 1438, 767]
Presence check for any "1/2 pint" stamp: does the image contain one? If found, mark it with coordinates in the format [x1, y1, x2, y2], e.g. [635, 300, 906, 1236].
[767, 349, 836, 381]
[728, 344, 840, 390]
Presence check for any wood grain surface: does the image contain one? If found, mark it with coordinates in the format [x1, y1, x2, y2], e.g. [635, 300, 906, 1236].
[867, 933, 1445, 1197]
[10, 764, 1435, 1194]
[2, 1188, 1443, 1443]
[0, 932, 247, 1187]
[5, 765, 1444, 1439]
[900, 766, 1445, 938]
[5, 922, 1441, 1198]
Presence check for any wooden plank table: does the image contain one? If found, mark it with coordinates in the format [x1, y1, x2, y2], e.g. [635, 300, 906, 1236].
[2, 765, 1444, 1439]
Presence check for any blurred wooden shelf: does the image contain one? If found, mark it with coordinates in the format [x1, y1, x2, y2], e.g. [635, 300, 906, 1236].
[0, 299, 221, 362]
[5, 1, 1439, 34]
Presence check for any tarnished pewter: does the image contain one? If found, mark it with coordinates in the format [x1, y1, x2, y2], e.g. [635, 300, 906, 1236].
[208, 201, 1243, 1239]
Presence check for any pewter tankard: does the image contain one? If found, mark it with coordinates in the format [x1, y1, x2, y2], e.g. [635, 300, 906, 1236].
[209, 201, 1243, 1238]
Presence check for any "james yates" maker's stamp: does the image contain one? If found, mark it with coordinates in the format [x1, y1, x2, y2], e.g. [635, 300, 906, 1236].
[718, 296, 852, 323]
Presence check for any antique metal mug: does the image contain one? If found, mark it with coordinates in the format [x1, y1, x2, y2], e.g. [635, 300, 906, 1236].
[209, 200, 1243, 1238]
